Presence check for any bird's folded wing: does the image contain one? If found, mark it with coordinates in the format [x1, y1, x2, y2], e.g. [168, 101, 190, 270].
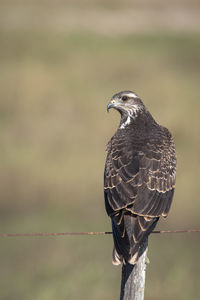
[104, 136, 176, 217]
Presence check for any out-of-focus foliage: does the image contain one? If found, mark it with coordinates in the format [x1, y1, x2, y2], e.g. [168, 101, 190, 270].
[0, 1, 200, 299]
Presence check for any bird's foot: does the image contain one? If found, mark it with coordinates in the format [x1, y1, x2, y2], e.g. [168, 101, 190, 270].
[145, 256, 150, 265]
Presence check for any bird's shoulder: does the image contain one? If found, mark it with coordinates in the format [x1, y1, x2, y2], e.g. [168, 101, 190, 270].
[106, 122, 175, 161]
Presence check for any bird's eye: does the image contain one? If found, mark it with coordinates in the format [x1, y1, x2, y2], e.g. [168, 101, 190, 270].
[122, 95, 128, 101]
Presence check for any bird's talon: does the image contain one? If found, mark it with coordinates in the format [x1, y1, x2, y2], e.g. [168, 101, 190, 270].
[145, 256, 150, 265]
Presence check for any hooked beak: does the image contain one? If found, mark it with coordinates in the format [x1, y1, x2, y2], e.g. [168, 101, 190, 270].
[107, 99, 116, 112]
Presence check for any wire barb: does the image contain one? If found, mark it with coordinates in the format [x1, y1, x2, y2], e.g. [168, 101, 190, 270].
[0, 229, 199, 238]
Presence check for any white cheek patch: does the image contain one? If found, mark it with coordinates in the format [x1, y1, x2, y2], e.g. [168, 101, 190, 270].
[120, 115, 131, 129]
[130, 104, 140, 114]
[120, 105, 141, 129]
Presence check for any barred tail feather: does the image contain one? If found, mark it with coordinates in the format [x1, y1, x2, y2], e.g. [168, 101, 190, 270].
[111, 212, 159, 265]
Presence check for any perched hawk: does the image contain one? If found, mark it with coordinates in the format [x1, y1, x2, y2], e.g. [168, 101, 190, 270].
[104, 91, 176, 265]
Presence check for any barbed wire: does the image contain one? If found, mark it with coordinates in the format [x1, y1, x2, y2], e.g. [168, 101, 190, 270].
[0, 229, 199, 238]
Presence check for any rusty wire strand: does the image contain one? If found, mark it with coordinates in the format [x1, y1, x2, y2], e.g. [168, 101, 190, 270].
[0, 229, 199, 238]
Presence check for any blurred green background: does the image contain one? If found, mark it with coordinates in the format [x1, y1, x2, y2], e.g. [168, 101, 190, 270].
[0, 1, 200, 299]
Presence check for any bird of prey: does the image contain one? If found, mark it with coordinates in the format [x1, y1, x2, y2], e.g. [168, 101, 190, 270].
[104, 91, 176, 265]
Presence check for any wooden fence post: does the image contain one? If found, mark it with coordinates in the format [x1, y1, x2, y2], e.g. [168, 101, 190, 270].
[120, 239, 148, 300]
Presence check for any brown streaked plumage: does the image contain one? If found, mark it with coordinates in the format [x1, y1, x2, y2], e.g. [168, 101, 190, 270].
[104, 91, 176, 265]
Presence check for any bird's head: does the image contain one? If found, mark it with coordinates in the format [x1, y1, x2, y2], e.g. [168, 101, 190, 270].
[107, 91, 146, 119]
